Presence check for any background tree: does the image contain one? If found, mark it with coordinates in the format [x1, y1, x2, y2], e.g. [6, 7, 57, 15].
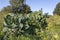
[9, 0, 31, 13]
[10, 0, 24, 8]
[53, 2, 60, 15]
[44, 13, 52, 18]
[1, 6, 12, 13]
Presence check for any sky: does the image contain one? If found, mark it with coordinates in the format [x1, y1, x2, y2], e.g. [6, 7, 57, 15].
[0, 0, 60, 15]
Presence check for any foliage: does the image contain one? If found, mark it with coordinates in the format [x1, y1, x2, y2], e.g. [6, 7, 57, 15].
[1, 10, 47, 40]
[42, 15, 60, 40]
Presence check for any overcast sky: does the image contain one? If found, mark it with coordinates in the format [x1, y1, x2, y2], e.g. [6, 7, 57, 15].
[0, 0, 60, 15]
